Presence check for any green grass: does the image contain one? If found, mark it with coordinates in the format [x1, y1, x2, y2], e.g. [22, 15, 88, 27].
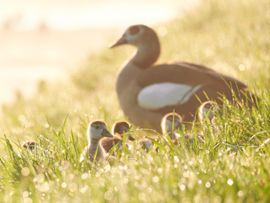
[1, 0, 270, 202]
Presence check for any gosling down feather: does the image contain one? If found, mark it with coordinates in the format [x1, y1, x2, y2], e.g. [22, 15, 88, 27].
[101, 121, 134, 153]
[80, 120, 113, 162]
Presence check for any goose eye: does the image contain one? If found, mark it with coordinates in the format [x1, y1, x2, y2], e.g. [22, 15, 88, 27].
[94, 125, 100, 129]
[129, 26, 140, 35]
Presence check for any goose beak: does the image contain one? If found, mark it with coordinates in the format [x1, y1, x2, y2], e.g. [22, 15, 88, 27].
[109, 36, 127, 48]
[102, 128, 113, 138]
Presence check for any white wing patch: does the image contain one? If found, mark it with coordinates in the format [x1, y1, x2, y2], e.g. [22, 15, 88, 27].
[138, 83, 202, 110]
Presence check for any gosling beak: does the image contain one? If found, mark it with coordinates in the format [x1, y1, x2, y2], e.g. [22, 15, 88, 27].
[102, 128, 113, 138]
[109, 35, 127, 48]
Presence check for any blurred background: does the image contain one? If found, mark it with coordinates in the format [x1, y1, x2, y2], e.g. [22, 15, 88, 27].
[0, 0, 198, 104]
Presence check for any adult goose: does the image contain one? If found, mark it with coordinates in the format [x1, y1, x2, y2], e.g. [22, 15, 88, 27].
[110, 24, 254, 132]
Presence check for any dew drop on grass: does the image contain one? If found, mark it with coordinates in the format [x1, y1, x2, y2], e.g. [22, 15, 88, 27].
[178, 183, 186, 191]
[33, 174, 45, 183]
[61, 182, 67, 189]
[37, 182, 50, 193]
[104, 164, 111, 172]
[183, 171, 190, 178]
[237, 190, 244, 197]
[174, 156, 179, 163]
[205, 181, 211, 188]
[138, 193, 146, 202]
[23, 197, 33, 203]
[152, 176, 159, 183]
[23, 191, 29, 198]
[157, 168, 163, 174]
[227, 178, 234, 186]
[188, 160, 193, 166]
[79, 185, 88, 194]
[21, 167, 30, 177]
[104, 189, 113, 201]
[81, 173, 89, 180]
[147, 155, 153, 162]
[44, 123, 50, 128]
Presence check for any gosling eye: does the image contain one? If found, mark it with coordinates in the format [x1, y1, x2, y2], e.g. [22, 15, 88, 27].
[129, 26, 140, 35]
[94, 125, 100, 130]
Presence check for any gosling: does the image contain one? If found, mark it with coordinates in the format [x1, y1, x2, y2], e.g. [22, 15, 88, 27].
[80, 120, 113, 162]
[138, 112, 185, 151]
[198, 101, 219, 124]
[161, 112, 183, 141]
[101, 121, 135, 153]
[161, 112, 204, 143]
[198, 101, 220, 135]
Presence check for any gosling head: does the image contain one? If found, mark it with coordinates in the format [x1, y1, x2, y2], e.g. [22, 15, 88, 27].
[110, 24, 159, 48]
[22, 140, 38, 151]
[198, 101, 219, 123]
[87, 120, 113, 142]
[161, 112, 183, 140]
[112, 121, 135, 141]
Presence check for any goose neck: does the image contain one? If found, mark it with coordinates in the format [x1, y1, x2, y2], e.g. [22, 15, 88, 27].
[89, 138, 100, 148]
[131, 41, 160, 69]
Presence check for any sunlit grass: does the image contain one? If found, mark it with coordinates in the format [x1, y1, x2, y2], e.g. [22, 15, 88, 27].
[0, 0, 270, 202]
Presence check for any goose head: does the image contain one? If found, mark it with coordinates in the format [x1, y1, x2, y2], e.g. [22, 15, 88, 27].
[87, 120, 113, 142]
[110, 24, 160, 68]
[198, 101, 219, 123]
[112, 121, 135, 141]
[161, 112, 183, 140]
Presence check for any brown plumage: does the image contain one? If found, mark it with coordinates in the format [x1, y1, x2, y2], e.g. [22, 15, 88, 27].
[101, 121, 134, 153]
[110, 24, 256, 132]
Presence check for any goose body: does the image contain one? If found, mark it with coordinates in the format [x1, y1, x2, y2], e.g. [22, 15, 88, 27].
[80, 120, 113, 162]
[111, 24, 254, 132]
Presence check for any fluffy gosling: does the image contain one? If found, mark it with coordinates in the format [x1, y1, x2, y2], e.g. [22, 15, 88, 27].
[80, 120, 113, 162]
[161, 112, 183, 142]
[101, 121, 135, 153]
[198, 101, 219, 123]
[140, 112, 185, 151]
[161, 112, 204, 143]
[198, 101, 220, 135]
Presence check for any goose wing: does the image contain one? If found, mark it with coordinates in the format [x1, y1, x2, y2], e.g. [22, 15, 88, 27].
[138, 63, 246, 88]
[136, 63, 247, 112]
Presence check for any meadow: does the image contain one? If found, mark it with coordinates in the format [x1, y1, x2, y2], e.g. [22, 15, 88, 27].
[0, 0, 270, 202]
